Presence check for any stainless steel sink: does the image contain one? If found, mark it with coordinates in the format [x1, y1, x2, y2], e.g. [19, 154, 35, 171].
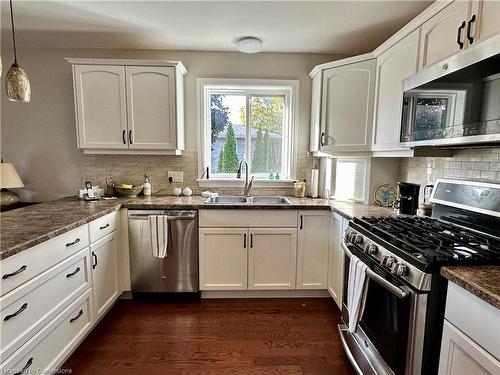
[204, 196, 292, 205]
[205, 196, 248, 204]
[248, 196, 292, 204]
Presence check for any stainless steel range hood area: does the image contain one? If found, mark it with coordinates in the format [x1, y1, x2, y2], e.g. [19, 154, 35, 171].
[401, 35, 500, 149]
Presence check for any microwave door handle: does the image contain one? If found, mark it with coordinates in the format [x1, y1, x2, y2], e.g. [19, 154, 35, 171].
[341, 241, 409, 299]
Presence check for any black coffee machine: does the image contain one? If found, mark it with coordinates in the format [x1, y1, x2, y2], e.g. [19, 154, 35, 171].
[393, 182, 420, 215]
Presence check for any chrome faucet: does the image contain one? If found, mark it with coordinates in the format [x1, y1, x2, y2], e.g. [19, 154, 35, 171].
[237, 160, 254, 196]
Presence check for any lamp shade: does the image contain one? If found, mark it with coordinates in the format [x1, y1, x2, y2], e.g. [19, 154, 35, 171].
[1, 163, 24, 188]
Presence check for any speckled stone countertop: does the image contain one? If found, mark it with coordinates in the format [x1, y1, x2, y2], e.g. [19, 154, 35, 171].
[0, 195, 394, 260]
[441, 266, 500, 310]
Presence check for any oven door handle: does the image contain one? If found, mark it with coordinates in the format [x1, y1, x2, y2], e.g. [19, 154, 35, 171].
[341, 241, 409, 299]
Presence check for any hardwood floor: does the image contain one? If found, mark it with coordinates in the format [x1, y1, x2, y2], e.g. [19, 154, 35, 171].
[62, 298, 355, 375]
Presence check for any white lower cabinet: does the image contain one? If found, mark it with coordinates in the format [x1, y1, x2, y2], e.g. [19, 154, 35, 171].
[91, 232, 119, 319]
[438, 282, 500, 375]
[296, 211, 330, 289]
[328, 213, 348, 308]
[199, 210, 331, 292]
[1, 289, 93, 374]
[199, 228, 248, 290]
[248, 228, 297, 290]
[439, 320, 500, 375]
[0, 213, 121, 373]
[0, 248, 91, 360]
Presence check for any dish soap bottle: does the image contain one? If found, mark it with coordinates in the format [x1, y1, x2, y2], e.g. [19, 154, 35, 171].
[143, 174, 152, 196]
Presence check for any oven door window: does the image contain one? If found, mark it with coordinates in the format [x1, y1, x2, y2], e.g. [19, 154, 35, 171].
[359, 275, 411, 375]
[343, 255, 412, 375]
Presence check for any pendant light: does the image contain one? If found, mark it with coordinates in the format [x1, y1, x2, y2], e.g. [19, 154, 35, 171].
[5, 0, 30, 103]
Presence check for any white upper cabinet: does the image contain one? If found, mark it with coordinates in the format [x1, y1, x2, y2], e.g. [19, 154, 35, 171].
[468, 0, 500, 46]
[68, 59, 186, 154]
[126, 66, 177, 150]
[320, 59, 376, 153]
[74, 65, 128, 149]
[372, 29, 420, 152]
[419, 1, 471, 69]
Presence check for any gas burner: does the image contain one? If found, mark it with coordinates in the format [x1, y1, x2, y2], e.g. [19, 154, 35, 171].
[352, 216, 500, 267]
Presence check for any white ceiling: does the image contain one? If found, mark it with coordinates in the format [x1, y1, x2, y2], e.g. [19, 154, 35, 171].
[0, 1, 433, 54]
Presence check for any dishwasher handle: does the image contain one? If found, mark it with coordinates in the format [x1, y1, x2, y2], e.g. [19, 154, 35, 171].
[128, 214, 196, 221]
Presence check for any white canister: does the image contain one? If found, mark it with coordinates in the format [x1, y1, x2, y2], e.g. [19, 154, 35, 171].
[182, 187, 193, 196]
[173, 187, 182, 196]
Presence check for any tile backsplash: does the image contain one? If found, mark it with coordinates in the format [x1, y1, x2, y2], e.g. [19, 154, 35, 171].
[399, 147, 500, 201]
[81, 151, 315, 196]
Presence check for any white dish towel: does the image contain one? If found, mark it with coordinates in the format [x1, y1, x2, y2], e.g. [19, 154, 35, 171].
[149, 215, 168, 258]
[347, 255, 369, 333]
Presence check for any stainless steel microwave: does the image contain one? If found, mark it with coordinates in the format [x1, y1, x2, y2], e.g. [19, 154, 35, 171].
[400, 36, 500, 148]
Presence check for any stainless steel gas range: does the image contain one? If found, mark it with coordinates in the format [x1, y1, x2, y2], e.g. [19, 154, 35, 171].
[339, 179, 500, 375]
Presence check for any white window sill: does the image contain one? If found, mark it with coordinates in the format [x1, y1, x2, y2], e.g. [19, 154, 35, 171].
[197, 178, 295, 189]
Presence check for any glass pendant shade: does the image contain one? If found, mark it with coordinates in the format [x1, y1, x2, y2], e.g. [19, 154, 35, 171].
[5, 62, 31, 102]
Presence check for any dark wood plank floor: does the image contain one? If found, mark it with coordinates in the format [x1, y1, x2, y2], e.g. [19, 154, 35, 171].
[62, 298, 355, 375]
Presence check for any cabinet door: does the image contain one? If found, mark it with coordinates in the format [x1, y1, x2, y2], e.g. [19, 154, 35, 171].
[248, 228, 297, 290]
[309, 72, 322, 152]
[328, 213, 346, 308]
[320, 59, 376, 152]
[372, 29, 420, 151]
[125, 66, 177, 150]
[297, 211, 330, 289]
[199, 228, 248, 290]
[420, 1, 471, 69]
[74, 65, 128, 149]
[469, 0, 500, 46]
[438, 320, 500, 375]
[91, 232, 118, 319]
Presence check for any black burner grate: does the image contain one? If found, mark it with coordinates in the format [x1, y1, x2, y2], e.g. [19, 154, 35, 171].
[353, 216, 500, 267]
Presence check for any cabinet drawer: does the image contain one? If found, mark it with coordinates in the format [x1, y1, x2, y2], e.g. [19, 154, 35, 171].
[89, 211, 117, 243]
[445, 282, 500, 361]
[0, 289, 93, 374]
[199, 210, 298, 228]
[0, 248, 91, 360]
[1, 225, 89, 297]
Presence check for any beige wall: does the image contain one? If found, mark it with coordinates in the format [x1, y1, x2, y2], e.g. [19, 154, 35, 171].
[1, 47, 340, 201]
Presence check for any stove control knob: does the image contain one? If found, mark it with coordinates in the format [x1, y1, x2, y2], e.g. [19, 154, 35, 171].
[364, 244, 378, 254]
[390, 262, 400, 275]
[395, 263, 409, 277]
[353, 234, 364, 245]
[381, 256, 395, 268]
[344, 230, 353, 241]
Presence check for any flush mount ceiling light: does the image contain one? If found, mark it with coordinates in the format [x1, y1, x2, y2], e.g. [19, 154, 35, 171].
[236, 37, 263, 54]
[5, 0, 31, 103]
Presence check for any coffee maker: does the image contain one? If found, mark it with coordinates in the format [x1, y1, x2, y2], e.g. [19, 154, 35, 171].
[393, 182, 420, 215]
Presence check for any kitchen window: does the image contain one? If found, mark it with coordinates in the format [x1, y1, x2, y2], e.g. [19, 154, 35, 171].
[325, 157, 371, 203]
[197, 79, 298, 184]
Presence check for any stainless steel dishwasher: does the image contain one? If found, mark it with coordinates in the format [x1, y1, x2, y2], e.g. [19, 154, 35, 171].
[128, 210, 199, 294]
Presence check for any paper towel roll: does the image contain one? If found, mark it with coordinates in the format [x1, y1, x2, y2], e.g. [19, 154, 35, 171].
[310, 169, 319, 198]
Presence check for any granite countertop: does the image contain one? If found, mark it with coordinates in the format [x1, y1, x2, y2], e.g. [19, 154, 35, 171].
[0, 195, 394, 261]
[441, 266, 500, 310]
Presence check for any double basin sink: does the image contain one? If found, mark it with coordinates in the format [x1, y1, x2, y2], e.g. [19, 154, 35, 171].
[204, 196, 292, 205]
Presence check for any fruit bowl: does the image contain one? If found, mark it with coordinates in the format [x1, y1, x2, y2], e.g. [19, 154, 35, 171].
[113, 184, 144, 197]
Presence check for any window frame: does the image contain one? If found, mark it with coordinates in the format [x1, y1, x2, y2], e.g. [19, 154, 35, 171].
[197, 78, 299, 184]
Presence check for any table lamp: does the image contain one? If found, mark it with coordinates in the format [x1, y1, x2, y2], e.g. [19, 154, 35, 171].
[1, 162, 24, 207]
